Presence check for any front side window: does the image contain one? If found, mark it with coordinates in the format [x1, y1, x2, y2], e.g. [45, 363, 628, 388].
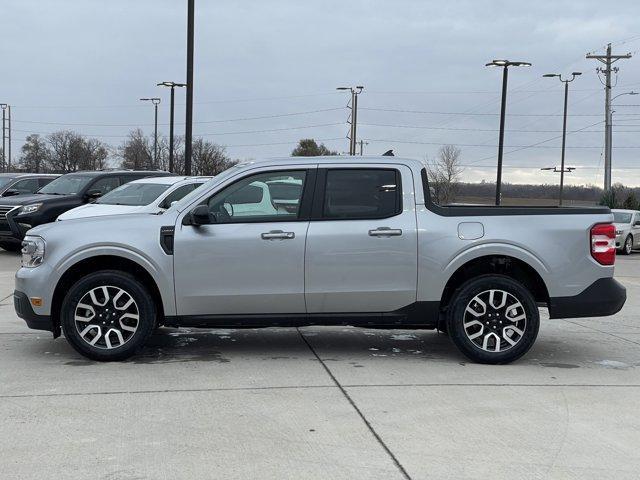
[159, 183, 203, 208]
[322, 169, 401, 219]
[206, 170, 306, 223]
[90, 177, 120, 195]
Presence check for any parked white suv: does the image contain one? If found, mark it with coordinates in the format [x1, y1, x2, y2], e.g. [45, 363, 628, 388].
[613, 209, 640, 255]
[57, 176, 210, 221]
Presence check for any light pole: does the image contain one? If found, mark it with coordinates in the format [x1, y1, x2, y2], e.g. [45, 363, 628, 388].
[140, 97, 161, 167]
[0, 104, 7, 173]
[158, 82, 187, 173]
[485, 60, 532, 205]
[609, 91, 638, 187]
[336, 86, 364, 155]
[185, 0, 195, 175]
[543, 72, 581, 205]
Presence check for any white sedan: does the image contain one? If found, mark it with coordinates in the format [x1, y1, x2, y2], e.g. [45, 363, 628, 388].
[57, 176, 211, 221]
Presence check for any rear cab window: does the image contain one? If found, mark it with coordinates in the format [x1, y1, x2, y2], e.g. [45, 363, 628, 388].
[316, 168, 402, 220]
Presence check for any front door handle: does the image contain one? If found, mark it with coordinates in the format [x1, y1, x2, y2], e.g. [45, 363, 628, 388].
[369, 227, 402, 237]
[261, 230, 295, 240]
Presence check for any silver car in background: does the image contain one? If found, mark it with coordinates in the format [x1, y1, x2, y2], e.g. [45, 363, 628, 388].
[613, 209, 640, 255]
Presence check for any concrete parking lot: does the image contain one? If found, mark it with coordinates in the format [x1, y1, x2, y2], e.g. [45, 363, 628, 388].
[1, 252, 639, 480]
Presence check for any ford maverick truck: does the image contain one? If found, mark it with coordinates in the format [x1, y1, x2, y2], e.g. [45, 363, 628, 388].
[14, 156, 626, 363]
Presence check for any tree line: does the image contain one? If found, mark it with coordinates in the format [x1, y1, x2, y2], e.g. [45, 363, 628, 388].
[16, 130, 238, 176]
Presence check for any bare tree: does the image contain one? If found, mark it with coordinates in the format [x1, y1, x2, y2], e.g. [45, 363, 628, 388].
[19, 135, 50, 172]
[119, 129, 153, 170]
[425, 145, 463, 204]
[47, 130, 78, 172]
[192, 138, 237, 176]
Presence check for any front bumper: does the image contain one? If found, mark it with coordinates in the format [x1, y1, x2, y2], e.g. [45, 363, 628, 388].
[0, 210, 38, 242]
[548, 277, 626, 319]
[14, 290, 53, 332]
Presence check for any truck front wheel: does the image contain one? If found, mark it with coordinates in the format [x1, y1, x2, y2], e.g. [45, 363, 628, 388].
[446, 275, 540, 364]
[60, 270, 157, 361]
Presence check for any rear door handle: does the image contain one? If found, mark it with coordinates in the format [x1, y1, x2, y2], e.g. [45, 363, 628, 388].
[261, 230, 295, 240]
[369, 227, 402, 237]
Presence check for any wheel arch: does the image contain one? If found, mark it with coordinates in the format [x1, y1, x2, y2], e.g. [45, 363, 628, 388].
[440, 254, 550, 310]
[51, 255, 167, 337]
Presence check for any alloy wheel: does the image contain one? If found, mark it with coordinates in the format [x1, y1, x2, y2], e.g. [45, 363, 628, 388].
[625, 237, 633, 255]
[74, 286, 140, 349]
[463, 289, 527, 353]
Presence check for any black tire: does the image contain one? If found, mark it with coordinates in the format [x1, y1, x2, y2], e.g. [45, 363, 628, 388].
[446, 275, 539, 364]
[622, 235, 633, 255]
[61, 270, 157, 361]
[0, 241, 22, 252]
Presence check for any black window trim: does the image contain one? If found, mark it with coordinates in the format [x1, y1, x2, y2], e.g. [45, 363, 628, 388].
[310, 167, 403, 221]
[194, 167, 317, 225]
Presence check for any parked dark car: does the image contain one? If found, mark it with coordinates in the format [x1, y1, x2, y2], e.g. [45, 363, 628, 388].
[0, 173, 59, 197]
[0, 170, 172, 251]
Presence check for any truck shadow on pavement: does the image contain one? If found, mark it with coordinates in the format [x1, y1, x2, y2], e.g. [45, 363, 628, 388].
[26, 325, 633, 370]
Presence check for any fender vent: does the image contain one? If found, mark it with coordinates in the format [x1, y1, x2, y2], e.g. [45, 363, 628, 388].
[160, 226, 175, 255]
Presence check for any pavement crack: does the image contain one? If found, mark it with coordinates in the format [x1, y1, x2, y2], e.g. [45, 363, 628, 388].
[562, 319, 640, 347]
[296, 327, 412, 480]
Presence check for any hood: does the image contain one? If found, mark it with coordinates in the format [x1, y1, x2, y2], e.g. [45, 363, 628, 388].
[58, 203, 147, 220]
[0, 193, 67, 205]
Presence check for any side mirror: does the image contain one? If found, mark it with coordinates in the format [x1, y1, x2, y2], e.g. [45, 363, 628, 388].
[184, 205, 213, 226]
[634, 221, 640, 226]
[3, 189, 20, 197]
[85, 189, 103, 200]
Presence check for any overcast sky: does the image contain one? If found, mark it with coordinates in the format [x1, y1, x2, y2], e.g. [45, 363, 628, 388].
[2, 0, 640, 186]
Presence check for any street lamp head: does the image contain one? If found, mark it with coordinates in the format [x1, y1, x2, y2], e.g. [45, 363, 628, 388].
[486, 60, 531, 68]
[543, 73, 560, 78]
[157, 81, 187, 88]
[336, 87, 350, 91]
[356, 85, 364, 91]
[0, 104, 7, 109]
[572, 72, 582, 76]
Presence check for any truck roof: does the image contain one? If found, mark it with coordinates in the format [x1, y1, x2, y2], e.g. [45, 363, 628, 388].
[238, 155, 425, 170]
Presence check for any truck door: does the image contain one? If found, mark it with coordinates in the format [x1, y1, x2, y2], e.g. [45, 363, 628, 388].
[304, 164, 418, 313]
[173, 166, 314, 316]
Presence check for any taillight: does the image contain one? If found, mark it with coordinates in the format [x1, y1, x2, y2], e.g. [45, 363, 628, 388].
[590, 223, 616, 265]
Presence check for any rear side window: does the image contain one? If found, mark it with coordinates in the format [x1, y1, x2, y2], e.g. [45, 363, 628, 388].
[322, 169, 401, 219]
[159, 183, 202, 208]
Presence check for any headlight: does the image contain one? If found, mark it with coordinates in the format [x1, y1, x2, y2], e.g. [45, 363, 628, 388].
[21, 236, 45, 268]
[616, 230, 623, 235]
[19, 203, 42, 215]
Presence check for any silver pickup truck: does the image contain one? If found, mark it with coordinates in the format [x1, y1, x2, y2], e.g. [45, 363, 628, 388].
[14, 156, 626, 364]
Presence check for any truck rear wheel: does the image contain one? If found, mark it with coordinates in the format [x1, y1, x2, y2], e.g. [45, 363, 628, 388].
[60, 270, 157, 361]
[446, 275, 539, 364]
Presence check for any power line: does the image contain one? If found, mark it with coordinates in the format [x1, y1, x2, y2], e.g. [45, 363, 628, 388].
[359, 107, 636, 117]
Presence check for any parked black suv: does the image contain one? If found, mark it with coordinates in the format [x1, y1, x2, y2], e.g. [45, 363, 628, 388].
[0, 170, 172, 251]
[0, 173, 59, 197]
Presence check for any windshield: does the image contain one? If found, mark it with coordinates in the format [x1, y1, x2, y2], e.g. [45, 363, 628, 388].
[38, 175, 93, 195]
[613, 212, 633, 224]
[0, 177, 15, 189]
[97, 183, 171, 206]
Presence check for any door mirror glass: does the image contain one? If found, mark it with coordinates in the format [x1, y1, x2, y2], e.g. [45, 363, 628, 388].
[186, 204, 213, 226]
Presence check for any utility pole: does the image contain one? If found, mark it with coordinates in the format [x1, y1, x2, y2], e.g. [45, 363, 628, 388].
[184, 0, 195, 175]
[158, 82, 187, 173]
[587, 43, 632, 191]
[485, 60, 531, 205]
[140, 97, 161, 167]
[336, 86, 364, 155]
[359, 139, 369, 156]
[543, 72, 581, 205]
